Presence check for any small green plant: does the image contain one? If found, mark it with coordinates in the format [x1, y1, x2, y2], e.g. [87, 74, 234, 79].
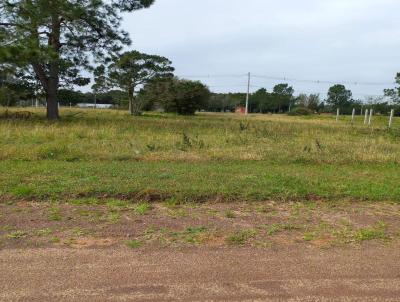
[37, 146, 65, 160]
[168, 207, 187, 218]
[50, 236, 61, 243]
[146, 143, 156, 151]
[266, 224, 281, 235]
[35, 228, 52, 237]
[106, 199, 129, 210]
[180, 132, 192, 149]
[333, 221, 389, 244]
[225, 210, 236, 219]
[135, 202, 151, 215]
[355, 222, 388, 241]
[48, 206, 62, 221]
[71, 227, 86, 237]
[303, 232, 316, 241]
[226, 229, 257, 246]
[164, 197, 180, 209]
[126, 239, 142, 249]
[7, 230, 28, 239]
[183, 226, 208, 244]
[239, 121, 249, 131]
[11, 186, 33, 198]
[69, 198, 100, 206]
[107, 212, 121, 223]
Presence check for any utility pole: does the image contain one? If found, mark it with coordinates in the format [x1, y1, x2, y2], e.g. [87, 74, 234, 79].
[245, 72, 250, 115]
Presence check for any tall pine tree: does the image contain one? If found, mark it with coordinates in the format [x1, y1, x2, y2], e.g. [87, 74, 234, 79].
[0, 0, 154, 119]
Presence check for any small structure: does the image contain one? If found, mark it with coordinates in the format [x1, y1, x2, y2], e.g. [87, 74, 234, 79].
[235, 106, 246, 114]
[77, 103, 113, 109]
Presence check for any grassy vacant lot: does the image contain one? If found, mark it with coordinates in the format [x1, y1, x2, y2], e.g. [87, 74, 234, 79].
[0, 108, 399, 249]
[0, 108, 399, 201]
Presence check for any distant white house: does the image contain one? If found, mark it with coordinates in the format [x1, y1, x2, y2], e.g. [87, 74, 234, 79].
[77, 103, 113, 109]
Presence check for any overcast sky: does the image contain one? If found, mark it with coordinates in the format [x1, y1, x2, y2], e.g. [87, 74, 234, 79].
[123, 0, 400, 100]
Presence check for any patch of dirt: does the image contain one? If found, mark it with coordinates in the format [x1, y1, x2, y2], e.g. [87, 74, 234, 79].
[0, 199, 399, 250]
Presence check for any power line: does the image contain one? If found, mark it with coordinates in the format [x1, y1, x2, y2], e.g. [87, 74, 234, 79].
[177, 74, 247, 79]
[252, 75, 394, 86]
[176, 73, 396, 86]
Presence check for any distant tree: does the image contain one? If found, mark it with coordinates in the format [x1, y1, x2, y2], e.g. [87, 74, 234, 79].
[308, 94, 321, 112]
[0, 0, 155, 119]
[101, 90, 126, 106]
[166, 79, 210, 115]
[384, 73, 400, 104]
[326, 85, 353, 109]
[206, 94, 226, 112]
[250, 88, 269, 113]
[272, 83, 294, 112]
[109, 51, 174, 115]
[92, 65, 108, 107]
[57, 89, 86, 106]
[296, 93, 320, 112]
[365, 96, 393, 115]
[0, 65, 35, 106]
[140, 78, 210, 115]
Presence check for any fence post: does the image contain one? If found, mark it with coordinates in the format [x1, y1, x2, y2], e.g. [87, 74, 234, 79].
[364, 109, 369, 125]
[368, 109, 373, 126]
[351, 108, 355, 124]
[389, 109, 394, 129]
[336, 108, 340, 122]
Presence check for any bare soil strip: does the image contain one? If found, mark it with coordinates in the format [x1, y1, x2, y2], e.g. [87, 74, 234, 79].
[1, 246, 400, 301]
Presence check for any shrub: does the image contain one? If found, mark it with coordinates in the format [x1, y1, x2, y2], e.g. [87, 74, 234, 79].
[139, 78, 210, 115]
[288, 107, 314, 116]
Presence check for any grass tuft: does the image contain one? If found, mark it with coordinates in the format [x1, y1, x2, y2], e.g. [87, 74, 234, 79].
[126, 240, 142, 249]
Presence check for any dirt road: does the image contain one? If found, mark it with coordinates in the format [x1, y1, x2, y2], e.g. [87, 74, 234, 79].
[1, 245, 400, 301]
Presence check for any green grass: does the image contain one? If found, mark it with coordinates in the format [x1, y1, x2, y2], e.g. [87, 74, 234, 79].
[355, 222, 388, 241]
[0, 108, 399, 202]
[225, 210, 236, 219]
[125, 239, 142, 249]
[227, 229, 258, 246]
[135, 202, 151, 215]
[7, 230, 28, 239]
[332, 221, 390, 244]
[48, 206, 62, 221]
[1, 160, 399, 201]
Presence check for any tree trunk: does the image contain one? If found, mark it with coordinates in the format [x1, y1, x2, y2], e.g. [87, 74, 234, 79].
[46, 12, 61, 120]
[131, 97, 142, 116]
[128, 86, 141, 116]
[129, 98, 134, 115]
[46, 86, 59, 120]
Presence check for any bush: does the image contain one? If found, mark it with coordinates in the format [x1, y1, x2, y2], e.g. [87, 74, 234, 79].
[288, 107, 314, 116]
[139, 78, 210, 115]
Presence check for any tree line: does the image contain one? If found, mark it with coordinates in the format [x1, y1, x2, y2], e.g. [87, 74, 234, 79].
[205, 82, 400, 115]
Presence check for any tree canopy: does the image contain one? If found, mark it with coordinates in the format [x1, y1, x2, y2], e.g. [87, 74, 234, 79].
[139, 78, 210, 115]
[0, 0, 155, 119]
[109, 50, 174, 115]
[384, 73, 400, 104]
[326, 85, 353, 108]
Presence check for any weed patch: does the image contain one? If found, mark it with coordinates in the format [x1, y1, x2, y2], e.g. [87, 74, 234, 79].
[227, 229, 257, 246]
